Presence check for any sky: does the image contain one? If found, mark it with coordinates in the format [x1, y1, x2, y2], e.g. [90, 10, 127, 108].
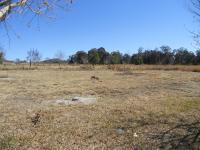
[0, 0, 198, 60]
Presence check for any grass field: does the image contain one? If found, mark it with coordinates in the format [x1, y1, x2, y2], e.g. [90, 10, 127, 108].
[0, 65, 200, 149]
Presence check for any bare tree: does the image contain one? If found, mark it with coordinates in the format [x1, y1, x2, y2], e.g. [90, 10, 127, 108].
[0, 46, 5, 64]
[191, 0, 200, 47]
[191, 0, 200, 18]
[0, 0, 73, 22]
[27, 48, 41, 67]
[55, 50, 65, 69]
[0, 52, 4, 64]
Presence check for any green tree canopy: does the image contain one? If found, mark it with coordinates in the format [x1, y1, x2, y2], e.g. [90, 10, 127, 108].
[110, 51, 122, 64]
[75, 51, 88, 64]
[88, 48, 100, 65]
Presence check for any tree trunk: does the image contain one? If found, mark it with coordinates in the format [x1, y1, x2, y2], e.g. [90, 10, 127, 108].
[29, 60, 32, 68]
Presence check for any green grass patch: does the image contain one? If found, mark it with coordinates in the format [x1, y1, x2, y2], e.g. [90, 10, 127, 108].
[165, 97, 200, 113]
[0, 135, 18, 150]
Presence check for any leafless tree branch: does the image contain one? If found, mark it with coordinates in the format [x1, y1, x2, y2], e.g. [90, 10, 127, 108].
[0, 0, 73, 21]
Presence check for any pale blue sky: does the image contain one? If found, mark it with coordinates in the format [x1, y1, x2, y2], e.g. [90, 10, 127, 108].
[0, 0, 198, 60]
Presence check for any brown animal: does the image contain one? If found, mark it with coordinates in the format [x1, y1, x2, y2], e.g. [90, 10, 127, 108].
[91, 76, 99, 80]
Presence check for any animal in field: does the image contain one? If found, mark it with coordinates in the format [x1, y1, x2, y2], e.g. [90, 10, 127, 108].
[91, 76, 99, 80]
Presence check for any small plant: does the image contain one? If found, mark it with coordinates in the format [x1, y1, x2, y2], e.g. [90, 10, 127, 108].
[31, 113, 41, 126]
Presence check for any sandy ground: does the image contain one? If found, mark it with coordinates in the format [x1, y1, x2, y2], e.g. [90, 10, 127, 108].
[0, 68, 199, 149]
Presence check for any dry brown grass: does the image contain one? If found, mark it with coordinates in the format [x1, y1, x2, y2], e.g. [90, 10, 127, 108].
[0, 64, 199, 149]
[1, 63, 200, 72]
[107, 64, 200, 72]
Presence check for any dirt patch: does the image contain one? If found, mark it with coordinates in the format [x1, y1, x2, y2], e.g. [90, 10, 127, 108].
[50, 96, 97, 106]
[0, 76, 15, 81]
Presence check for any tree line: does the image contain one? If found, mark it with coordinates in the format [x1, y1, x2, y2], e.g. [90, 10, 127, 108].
[68, 46, 200, 65]
[1, 46, 200, 65]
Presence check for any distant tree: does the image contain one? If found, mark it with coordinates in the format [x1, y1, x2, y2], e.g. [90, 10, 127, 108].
[137, 47, 144, 64]
[196, 50, 200, 64]
[0, 46, 5, 64]
[110, 51, 122, 64]
[97, 47, 109, 64]
[160, 46, 171, 54]
[154, 49, 162, 64]
[174, 48, 195, 64]
[160, 45, 174, 64]
[88, 48, 100, 65]
[103, 52, 111, 64]
[15, 58, 20, 65]
[55, 51, 65, 68]
[67, 55, 76, 64]
[27, 49, 41, 67]
[122, 53, 131, 64]
[130, 48, 144, 65]
[131, 54, 143, 65]
[141, 49, 161, 64]
[68, 46, 198, 65]
[0, 52, 3, 64]
[67, 55, 74, 64]
[75, 51, 88, 64]
[138, 47, 144, 55]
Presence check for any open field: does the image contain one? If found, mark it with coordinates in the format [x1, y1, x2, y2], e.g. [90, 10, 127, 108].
[0, 65, 200, 149]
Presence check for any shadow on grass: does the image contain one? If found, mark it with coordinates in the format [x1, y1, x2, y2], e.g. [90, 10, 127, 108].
[153, 121, 200, 149]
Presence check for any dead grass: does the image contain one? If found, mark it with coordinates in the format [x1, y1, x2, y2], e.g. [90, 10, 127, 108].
[107, 64, 200, 72]
[1, 63, 200, 72]
[165, 97, 200, 113]
[0, 65, 199, 149]
[0, 71, 8, 78]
